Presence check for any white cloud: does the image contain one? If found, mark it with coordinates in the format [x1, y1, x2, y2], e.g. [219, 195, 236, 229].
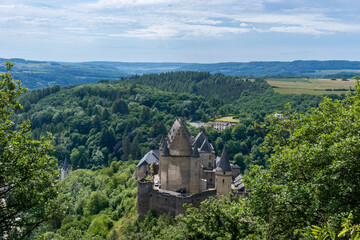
[268, 26, 324, 35]
[0, 0, 359, 42]
[110, 23, 250, 39]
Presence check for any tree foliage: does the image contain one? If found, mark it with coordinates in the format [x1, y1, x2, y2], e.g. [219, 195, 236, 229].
[245, 78, 360, 238]
[0, 62, 61, 239]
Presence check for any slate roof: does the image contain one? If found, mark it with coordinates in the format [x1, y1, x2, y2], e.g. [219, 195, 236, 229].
[193, 131, 214, 153]
[168, 119, 192, 144]
[191, 146, 200, 157]
[216, 146, 232, 172]
[193, 131, 206, 147]
[137, 150, 160, 167]
[200, 139, 213, 153]
[234, 174, 245, 190]
[230, 164, 240, 169]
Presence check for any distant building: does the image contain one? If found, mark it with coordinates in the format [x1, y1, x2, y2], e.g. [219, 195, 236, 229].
[211, 121, 232, 131]
[137, 119, 245, 216]
[274, 113, 285, 120]
[60, 157, 71, 180]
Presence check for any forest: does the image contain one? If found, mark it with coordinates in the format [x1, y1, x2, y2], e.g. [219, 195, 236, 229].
[2, 66, 359, 239]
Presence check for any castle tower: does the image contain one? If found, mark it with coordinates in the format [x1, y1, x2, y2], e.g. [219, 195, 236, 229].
[159, 119, 201, 194]
[61, 157, 71, 180]
[215, 146, 232, 197]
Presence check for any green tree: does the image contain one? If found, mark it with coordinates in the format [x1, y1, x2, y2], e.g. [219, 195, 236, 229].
[99, 127, 116, 150]
[0, 62, 61, 238]
[246, 79, 360, 238]
[176, 197, 266, 240]
[139, 106, 150, 124]
[232, 123, 247, 140]
[86, 192, 109, 215]
[112, 99, 129, 115]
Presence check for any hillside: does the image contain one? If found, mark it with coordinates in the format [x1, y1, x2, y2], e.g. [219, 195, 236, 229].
[13, 71, 327, 174]
[10, 70, 348, 239]
[3, 58, 360, 89]
[180, 60, 360, 77]
[0, 58, 127, 89]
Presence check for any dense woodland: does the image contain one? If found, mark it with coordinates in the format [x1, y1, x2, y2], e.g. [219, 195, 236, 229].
[12, 72, 327, 173]
[3, 68, 359, 239]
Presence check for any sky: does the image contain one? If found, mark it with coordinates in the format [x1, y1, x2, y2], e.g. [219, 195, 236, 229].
[1, 0, 360, 62]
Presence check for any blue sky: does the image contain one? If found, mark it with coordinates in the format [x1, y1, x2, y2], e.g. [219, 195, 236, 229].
[1, 0, 360, 62]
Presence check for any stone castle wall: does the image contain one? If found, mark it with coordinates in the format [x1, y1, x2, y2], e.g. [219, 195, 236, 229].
[137, 180, 216, 216]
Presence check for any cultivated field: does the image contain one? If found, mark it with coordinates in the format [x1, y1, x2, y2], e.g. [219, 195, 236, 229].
[214, 116, 240, 123]
[266, 78, 357, 95]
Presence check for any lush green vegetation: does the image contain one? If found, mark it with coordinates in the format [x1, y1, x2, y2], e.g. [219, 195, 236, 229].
[116, 79, 360, 240]
[0, 63, 61, 239]
[7, 67, 359, 239]
[12, 71, 327, 175]
[36, 161, 137, 239]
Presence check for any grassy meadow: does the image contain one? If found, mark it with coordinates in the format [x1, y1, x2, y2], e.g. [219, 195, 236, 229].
[266, 77, 357, 95]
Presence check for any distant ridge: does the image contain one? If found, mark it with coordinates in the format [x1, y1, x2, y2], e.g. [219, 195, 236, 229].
[180, 60, 360, 77]
[1, 58, 360, 89]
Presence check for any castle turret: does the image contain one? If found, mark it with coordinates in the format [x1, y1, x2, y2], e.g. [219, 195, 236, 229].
[61, 157, 71, 180]
[215, 146, 232, 197]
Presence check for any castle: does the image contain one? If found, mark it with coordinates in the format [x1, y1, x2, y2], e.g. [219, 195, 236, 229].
[136, 119, 245, 216]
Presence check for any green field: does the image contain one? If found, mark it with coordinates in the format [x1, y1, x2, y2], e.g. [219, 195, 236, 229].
[214, 116, 240, 123]
[266, 77, 357, 95]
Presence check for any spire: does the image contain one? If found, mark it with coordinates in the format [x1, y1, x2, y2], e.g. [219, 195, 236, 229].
[63, 157, 69, 170]
[162, 143, 170, 156]
[216, 146, 232, 172]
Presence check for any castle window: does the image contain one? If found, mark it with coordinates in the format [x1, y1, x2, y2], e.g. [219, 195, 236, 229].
[222, 179, 224, 183]
[223, 172, 225, 175]
[210, 178, 212, 182]
[209, 155, 211, 160]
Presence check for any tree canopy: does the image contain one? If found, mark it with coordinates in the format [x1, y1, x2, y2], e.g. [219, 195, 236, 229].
[245, 77, 360, 238]
[0, 62, 61, 239]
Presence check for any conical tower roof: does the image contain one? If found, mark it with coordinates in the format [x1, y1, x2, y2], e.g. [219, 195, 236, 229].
[216, 146, 232, 172]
